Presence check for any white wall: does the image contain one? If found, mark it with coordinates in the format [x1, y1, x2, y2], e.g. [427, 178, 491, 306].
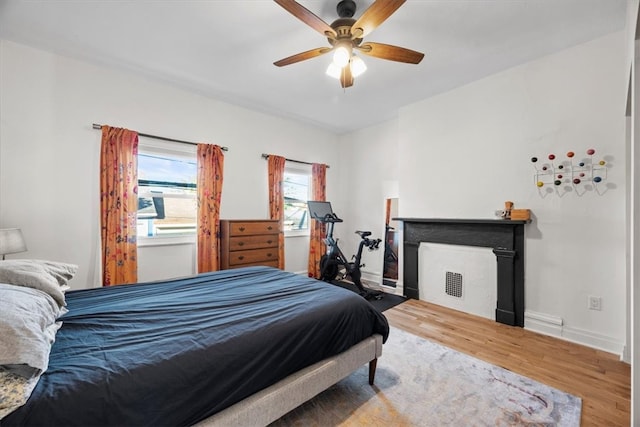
[632, 43, 640, 425]
[0, 29, 632, 356]
[0, 40, 338, 288]
[625, 1, 640, 423]
[337, 119, 400, 290]
[398, 31, 627, 354]
[337, 31, 630, 355]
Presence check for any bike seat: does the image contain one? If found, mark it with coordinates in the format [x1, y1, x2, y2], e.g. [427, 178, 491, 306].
[355, 230, 371, 238]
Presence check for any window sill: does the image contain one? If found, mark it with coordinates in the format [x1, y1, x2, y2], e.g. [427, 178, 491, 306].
[138, 235, 196, 247]
[285, 230, 310, 239]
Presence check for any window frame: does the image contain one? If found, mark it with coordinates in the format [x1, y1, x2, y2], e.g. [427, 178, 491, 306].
[136, 137, 198, 246]
[283, 163, 312, 237]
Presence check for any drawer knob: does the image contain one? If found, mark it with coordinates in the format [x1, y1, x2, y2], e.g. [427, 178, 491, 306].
[239, 226, 245, 232]
[266, 240, 272, 244]
[238, 242, 244, 246]
[267, 253, 272, 257]
[238, 256, 245, 260]
[267, 226, 273, 230]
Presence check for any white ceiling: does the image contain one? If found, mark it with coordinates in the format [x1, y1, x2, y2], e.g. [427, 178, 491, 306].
[0, 0, 628, 134]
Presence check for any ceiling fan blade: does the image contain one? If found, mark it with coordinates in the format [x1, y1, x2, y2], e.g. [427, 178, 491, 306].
[274, 47, 332, 67]
[340, 65, 353, 88]
[351, 0, 406, 39]
[356, 42, 424, 64]
[274, 0, 337, 38]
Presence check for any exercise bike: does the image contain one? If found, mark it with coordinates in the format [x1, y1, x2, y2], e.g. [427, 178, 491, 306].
[308, 201, 383, 300]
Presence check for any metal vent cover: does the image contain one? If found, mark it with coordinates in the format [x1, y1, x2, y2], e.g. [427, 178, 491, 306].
[445, 271, 463, 298]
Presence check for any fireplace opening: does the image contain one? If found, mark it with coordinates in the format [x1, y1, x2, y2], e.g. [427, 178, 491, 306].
[420, 243, 497, 320]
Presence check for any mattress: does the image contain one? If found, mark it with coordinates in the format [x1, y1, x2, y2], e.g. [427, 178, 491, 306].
[3, 266, 389, 426]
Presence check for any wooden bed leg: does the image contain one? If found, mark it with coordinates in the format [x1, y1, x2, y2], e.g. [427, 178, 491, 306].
[368, 358, 378, 385]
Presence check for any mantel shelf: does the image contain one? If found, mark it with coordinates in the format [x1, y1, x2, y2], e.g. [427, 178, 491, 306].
[393, 218, 531, 225]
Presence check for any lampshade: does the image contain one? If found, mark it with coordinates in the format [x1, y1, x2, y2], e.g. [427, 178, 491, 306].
[332, 43, 351, 68]
[350, 55, 367, 77]
[326, 56, 367, 80]
[325, 62, 342, 79]
[0, 228, 27, 260]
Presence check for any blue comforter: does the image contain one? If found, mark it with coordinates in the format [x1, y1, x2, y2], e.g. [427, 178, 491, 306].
[4, 266, 389, 426]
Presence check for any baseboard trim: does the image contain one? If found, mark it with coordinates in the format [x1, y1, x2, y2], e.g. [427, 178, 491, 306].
[308, 268, 402, 296]
[561, 325, 626, 358]
[360, 270, 381, 284]
[360, 270, 403, 295]
[621, 345, 630, 363]
[525, 310, 625, 358]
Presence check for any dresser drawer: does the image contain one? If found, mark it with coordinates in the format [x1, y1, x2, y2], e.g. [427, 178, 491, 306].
[228, 248, 278, 266]
[227, 260, 279, 269]
[228, 235, 278, 251]
[228, 221, 279, 236]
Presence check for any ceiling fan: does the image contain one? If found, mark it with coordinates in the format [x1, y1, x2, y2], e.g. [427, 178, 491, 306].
[273, 0, 424, 89]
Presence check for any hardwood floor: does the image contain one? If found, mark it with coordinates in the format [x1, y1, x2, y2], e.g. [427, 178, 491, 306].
[384, 299, 631, 427]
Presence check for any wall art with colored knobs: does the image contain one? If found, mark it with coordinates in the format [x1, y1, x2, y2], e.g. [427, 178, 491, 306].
[530, 149, 609, 196]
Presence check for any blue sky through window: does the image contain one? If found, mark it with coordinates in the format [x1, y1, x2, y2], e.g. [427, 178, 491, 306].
[138, 153, 196, 185]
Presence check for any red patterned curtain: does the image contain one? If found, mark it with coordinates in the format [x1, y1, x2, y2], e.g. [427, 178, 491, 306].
[268, 155, 286, 269]
[100, 126, 139, 286]
[197, 144, 225, 273]
[308, 163, 327, 278]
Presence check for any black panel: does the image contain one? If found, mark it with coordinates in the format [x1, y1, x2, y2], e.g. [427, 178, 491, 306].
[403, 242, 420, 299]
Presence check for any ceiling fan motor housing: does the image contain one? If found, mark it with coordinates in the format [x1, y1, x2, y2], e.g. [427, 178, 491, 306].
[336, 0, 356, 18]
[327, 17, 362, 47]
[273, 0, 425, 87]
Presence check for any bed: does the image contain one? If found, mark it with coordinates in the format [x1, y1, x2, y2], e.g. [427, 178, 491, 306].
[0, 263, 389, 426]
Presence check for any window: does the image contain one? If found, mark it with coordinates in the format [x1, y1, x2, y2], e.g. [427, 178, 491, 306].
[137, 140, 197, 238]
[283, 166, 311, 233]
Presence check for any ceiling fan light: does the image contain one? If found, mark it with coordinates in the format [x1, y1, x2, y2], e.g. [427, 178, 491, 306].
[332, 44, 351, 68]
[350, 55, 367, 78]
[326, 63, 342, 79]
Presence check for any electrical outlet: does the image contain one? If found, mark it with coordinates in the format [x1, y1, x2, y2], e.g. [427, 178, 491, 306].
[588, 295, 602, 311]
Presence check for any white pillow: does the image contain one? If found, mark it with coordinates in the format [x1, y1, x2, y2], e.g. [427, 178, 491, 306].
[0, 284, 65, 379]
[0, 259, 78, 307]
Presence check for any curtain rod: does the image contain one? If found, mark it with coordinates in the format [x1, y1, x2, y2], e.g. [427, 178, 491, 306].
[261, 153, 329, 168]
[92, 123, 228, 151]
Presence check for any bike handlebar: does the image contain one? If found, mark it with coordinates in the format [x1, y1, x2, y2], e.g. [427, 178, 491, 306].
[363, 238, 381, 251]
[312, 212, 343, 223]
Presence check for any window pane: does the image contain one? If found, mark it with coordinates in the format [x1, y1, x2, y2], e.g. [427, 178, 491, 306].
[283, 171, 310, 231]
[284, 198, 309, 231]
[138, 153, 196, 189]
[137, 153, 197, 237]
[283, 173, 308, 201]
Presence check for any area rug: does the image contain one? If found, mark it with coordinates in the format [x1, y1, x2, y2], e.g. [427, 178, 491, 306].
[270, 327, 582, 426]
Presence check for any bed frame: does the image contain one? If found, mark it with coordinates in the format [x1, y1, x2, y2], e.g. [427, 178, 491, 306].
[196, 334, 383, 426]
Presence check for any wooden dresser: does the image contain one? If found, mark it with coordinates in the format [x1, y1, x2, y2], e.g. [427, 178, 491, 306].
[220, 219, 281, 270]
